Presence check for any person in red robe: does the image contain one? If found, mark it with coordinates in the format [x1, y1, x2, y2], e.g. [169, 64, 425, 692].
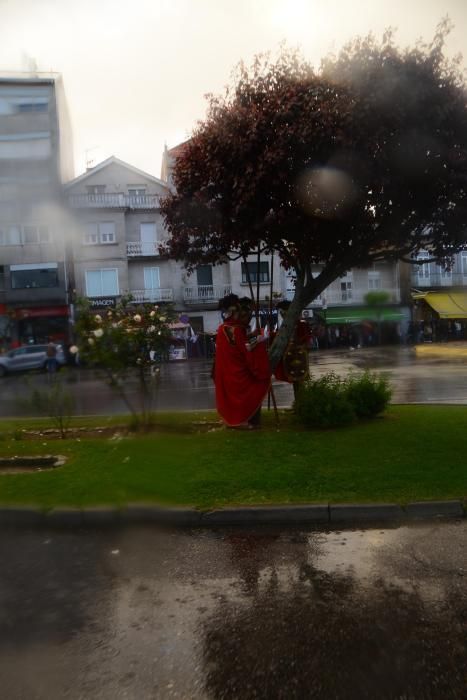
[214, 295, 271, 429]
[273, 301, 311, 399]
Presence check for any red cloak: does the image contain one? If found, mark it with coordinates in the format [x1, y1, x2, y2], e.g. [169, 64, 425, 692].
[214, 319, 271, 426]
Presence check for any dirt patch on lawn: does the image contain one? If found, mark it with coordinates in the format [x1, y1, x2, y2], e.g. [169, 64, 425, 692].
[0, 455, 67, 474]
[15, 421, 224, 441]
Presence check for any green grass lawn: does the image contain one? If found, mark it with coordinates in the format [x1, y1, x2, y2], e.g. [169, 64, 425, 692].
[0, 406, 466, 509]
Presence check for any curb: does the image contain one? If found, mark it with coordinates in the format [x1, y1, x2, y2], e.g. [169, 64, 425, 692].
[0, 500, 464, 529]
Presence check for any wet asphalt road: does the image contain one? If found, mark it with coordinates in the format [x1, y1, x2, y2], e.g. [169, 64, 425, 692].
[3, 345, 467, 417]
[1, 522, 466, 699]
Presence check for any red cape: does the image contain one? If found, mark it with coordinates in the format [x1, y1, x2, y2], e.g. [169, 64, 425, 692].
[214, 320, 271, 426]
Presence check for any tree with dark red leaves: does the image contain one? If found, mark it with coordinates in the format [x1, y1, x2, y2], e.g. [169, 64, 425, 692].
[161, 21, 467, 368]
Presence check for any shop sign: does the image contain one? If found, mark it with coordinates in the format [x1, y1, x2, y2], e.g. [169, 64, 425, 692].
[89, 297, 117, 309]
[15, 306, 69, 319]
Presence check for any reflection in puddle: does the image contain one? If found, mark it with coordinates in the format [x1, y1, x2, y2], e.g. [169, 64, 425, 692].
[201, 525, 467, 698]
[1, 524, 466, 698]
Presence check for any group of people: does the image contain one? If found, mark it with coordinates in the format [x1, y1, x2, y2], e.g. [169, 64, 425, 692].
[213, 294, 310, 429]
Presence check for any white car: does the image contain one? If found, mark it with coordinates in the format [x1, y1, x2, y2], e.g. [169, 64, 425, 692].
[0, 345, 66, 377]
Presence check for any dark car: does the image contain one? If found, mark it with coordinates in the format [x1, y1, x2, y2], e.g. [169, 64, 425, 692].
[0, 344, 66, 377]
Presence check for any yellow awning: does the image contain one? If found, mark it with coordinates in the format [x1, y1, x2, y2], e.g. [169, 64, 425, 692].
[412, 292, 467, 319]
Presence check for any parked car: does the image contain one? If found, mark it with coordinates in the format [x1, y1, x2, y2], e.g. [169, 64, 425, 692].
[0, 344, 66, 377]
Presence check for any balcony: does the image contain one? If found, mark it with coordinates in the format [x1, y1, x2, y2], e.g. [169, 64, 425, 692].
[411, 272, 467, 288]
[67, 194, 160, 209]
[312, 288, 401, 306]
[129, 288, 174, 303]
[126, 241, 161, 257]
[126, 194, 160, 209]
[183, 285, 232, 304]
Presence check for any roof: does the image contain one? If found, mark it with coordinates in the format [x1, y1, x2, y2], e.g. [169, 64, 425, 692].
[63, 155, 169, 190]
[0, 72, 61, 85]
[167, 140, 190, 157]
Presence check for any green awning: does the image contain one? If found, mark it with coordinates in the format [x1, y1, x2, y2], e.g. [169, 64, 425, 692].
[320, 306, 403, 325]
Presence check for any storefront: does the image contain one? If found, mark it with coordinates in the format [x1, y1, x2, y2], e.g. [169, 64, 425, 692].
[12, 305, 70, 346]
[0, 304, 10, 353]
[317, 305, 404, 347]
[168, 321, 191, 361]
[411, 292, 467, 342]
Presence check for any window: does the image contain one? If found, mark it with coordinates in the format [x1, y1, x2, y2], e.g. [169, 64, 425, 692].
[85, 269, 119, 297]
[17, 101, 48, 113]
[0, 225, 49, 245]
[84, 223, 98, 245]
[10, 263, 58, 289]
[241, 261, 270, 284]
[22, 225, 50, 245]
[83, 222, 116, 245]
[0, 225, 21, 246]
[23, 226, 37, 244]
[86, 185, 106, 195]
[196, 265, 213, 286]
[100, 222, 116, 244]
[435, 261, 452, 284]
[128, 188, 146, 196]
[368, 272, 381, 290]
[39, 225, 50, 243]
[462, 252, 467, 278]
[144, 267, 160, 289]
[339, 274, 353, 301]
[415, 251, 430, 279]
[340, 281, 352, 301]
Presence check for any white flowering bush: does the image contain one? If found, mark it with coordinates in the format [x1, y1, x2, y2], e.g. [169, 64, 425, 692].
[75, 297, 174, 427]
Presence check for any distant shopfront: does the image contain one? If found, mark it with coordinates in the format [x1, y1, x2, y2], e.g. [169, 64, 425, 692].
[0, 303, 9, 352]
[12, 305, 70, 346]
[316, 305, 405, 346]
[411, 291, 467, 342]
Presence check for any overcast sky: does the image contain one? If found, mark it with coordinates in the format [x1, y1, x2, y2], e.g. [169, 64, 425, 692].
[0, 0, 465, 180]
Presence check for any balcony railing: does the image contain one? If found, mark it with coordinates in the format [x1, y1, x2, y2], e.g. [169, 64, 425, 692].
[129, 288, 174, 303]
[126, 194, 160, 209]
[411, 272, 467, 288]
[183, 285, 232, 304]
[126, 241, 160, 257]
[68, 193, 160, 209]
[311, 288, 401, 306]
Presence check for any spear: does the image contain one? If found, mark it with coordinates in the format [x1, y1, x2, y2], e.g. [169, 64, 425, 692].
[242, 249, 279, 423]
[267, 251, 279, 423]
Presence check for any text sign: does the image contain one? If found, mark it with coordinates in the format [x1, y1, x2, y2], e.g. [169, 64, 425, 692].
[89, 297, 117, 309]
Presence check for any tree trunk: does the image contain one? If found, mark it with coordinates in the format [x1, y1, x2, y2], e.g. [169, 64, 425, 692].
[268, 262, 345, 371]
[268, 282, 307, 371]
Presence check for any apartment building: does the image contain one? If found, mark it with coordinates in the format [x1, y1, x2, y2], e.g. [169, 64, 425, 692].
[65, 156, 286, 349]
[65, 156, 173, 309]
[0, 74, 73, 348]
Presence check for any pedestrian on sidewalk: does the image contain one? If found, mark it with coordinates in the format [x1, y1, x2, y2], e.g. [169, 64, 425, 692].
[46, 341, 58, 379]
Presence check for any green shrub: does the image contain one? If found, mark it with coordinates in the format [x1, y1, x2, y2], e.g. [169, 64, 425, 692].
[294, 373, 356, 428]
[345, 371, 392, 419]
